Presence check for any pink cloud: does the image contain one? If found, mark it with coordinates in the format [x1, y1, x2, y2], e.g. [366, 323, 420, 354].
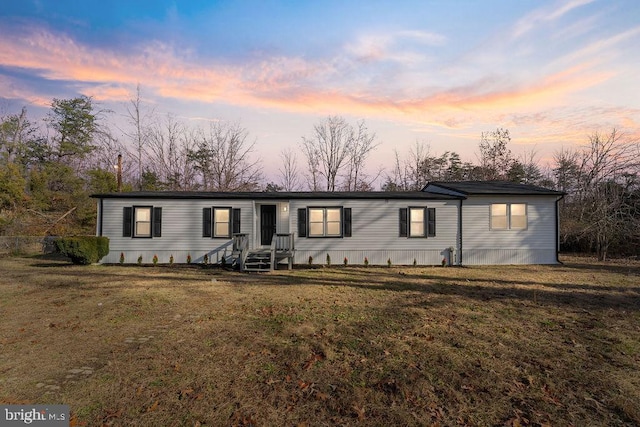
[0, 23, 636, 158]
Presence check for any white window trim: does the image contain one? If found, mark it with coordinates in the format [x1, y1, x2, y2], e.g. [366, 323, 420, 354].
[490, 203, 527, 230]
[134, 206, 152, 238]
[308, 207, 343, 238]
[409, 207, 426, 237]
[213, 207, 232, 238]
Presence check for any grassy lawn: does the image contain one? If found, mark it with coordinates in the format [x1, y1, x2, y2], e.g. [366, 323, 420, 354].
[0, 255, 639, 426]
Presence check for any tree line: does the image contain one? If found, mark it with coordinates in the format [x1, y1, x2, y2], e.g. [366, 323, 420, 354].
[1, 92, 638, 259]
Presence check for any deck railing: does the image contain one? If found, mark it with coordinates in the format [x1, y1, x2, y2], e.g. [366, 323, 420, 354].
[272, 233, 295, 252]
[233, 234, 249, 270]
[270, 233, 295, 270]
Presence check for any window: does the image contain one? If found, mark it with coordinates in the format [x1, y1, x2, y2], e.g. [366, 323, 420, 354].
[214, 208, 230, 237]
[400, 207, 435, 237]
[202, 207, 241, 238]
[123, 206, 162, 238]
[135, 207, 152, 237]
[298, 207, 351, 238]
[309, 207, 342, 237]
[491, 203, 527, 230]
[410, 208, 424, 236]
[510, 204, 527, 229]
[490, 204, 508, 229]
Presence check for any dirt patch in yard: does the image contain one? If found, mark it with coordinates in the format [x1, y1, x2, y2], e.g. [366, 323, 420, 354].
[0, 255, 639, 426]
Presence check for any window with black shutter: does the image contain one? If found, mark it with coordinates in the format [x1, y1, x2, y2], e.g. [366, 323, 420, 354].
[124, 206, 162, 238]
[203, 207, 238, 238]
[401, 207, 436, 238]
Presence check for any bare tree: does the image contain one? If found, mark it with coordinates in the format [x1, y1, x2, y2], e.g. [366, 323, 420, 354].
[187, 121, 262, 191]
[0, 107, 33, 165]
[301, 116, 376, 191]
[342, 120, 378, 191]
[553, 147, 581, 195]
[575, 129, 639, 260]
[278, 148, 301, 191]
[477, 128, 513, 180]
[384, 149, 410, 191]
[553, 130, 639, 260]
[519, 147, 543, 184]
[123, 84, 154, 190]
[301, 138, 321, 191]
[383, 141, 466, 190]
[146, 115, 197, 190]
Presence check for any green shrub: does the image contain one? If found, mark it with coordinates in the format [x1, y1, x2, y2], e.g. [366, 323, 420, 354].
[96, 237, 109, 260]
[54, 236, 110, 265]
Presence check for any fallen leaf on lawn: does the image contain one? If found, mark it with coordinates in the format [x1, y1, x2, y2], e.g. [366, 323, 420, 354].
[101, 409, 122, 422]
[69, 415, 87, 427]
[146, 400, 159, 412]
[303, 352, 325, 370]
[315, 391, 329, 401]
[298, 380, 310, 390]
[352, 404, 366, 420]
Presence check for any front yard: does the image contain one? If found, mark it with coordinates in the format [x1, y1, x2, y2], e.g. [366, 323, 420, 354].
[0, 255, 639, 426]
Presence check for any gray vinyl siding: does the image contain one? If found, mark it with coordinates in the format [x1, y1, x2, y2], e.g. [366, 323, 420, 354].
[460, 195, 558, 265]
[97, 193, 557, 266]
[99, 198, 254, 264]
[290, 199, 459, 265]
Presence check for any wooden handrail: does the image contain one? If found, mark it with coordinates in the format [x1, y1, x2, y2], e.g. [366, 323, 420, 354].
[233, 234, 249, 271]
[274, 233, 294, 252]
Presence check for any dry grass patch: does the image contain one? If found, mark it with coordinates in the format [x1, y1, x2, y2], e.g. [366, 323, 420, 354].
[0, 255, 639, 426]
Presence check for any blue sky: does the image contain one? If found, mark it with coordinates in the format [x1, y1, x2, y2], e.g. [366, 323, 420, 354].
[1, 0, 638, 182]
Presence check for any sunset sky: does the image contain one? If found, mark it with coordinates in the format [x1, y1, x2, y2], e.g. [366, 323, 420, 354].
[0, 0, 638, 183]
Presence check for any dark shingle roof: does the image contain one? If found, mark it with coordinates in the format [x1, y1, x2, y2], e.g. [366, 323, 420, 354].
[424, 181, 565, 196]
[91, 190, 461, 200]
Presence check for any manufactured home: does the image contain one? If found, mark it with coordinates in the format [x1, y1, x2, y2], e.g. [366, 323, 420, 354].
[92, 181, 564, 269]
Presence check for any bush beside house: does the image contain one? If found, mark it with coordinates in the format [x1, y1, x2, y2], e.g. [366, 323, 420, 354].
[54, 236, 109, 265]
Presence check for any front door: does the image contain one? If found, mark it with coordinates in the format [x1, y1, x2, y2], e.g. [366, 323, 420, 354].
[260, 205, 277, 246]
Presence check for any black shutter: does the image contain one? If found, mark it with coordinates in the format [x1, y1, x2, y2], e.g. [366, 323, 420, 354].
[298, 208, 307, 237]
[123, 207, 132, 237]
[343, 208, 352, 237]
[232, 208, 241, 234]
[202, 207, 212, 237]
[152, 207, 162, 237]
[427, 208, 436, 237]
[399, 208, 408, 237]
